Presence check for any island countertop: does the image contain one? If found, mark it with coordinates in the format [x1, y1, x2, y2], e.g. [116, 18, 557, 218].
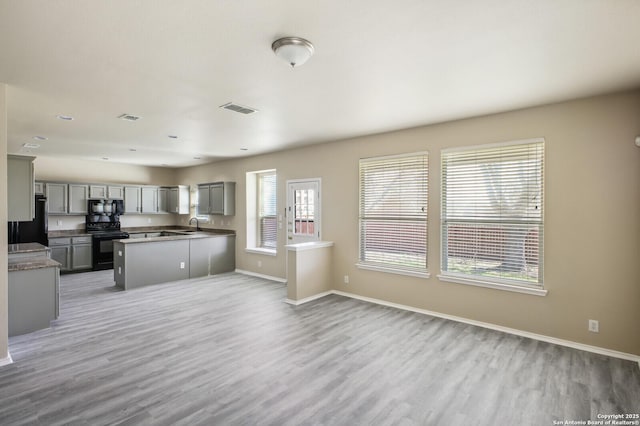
[116, 230, 235, 245]
[8, 242, 50, 254]
[9, 257, 61, 272]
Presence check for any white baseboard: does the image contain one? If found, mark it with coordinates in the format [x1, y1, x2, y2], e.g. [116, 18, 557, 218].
[235, 269, 287, 284]
[0, 353, 13, 368]
[285, 291, 333, 306]
[324, 290, 640, 364]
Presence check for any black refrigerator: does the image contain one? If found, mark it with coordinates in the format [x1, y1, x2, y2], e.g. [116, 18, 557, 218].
[8, 195, 48, 246]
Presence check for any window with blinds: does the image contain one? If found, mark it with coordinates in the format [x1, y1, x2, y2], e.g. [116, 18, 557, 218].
[441, 139, 544, 287]
[258, 172, 277, 249]
[358, 152, 428, 275]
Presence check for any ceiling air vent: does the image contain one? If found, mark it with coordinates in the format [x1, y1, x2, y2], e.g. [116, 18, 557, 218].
[118, 113, 142, 121]
[219, 102, 258, 115]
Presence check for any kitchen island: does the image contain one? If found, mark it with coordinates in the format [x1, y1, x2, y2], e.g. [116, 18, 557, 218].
[113, 231, 235, 290]
[8, 243, 61, 336]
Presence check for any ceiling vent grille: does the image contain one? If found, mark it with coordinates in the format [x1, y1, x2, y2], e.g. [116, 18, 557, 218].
[118, 113, 142, 121]
[219, 102, 258, 115]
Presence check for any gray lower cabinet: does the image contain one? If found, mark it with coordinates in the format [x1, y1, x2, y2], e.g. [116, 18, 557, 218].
[49, 236, 93, 272]
[115, 234, 235, 290]
[8, 266, 59, 336]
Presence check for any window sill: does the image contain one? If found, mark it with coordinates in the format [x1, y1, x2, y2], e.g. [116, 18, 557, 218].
[245, 247, 277, 256]
[356, 262, 430, 279]
[437, 273, 547, 297]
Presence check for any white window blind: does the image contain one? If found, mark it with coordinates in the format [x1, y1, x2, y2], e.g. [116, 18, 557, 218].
[441, 139, 544, 286]
[259, 172, 277, 249]
[359, 152, 428, 273]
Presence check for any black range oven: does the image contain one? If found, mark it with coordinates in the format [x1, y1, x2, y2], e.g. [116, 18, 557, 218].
[90, 229, 129, 271]
[86, 199, 128, 270]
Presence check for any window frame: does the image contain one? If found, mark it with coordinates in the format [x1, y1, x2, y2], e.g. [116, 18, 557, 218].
[257, 171, 277, 250]
[245, 169, 277, 256]
[438, 138, 546, 296]
[356, 151, 429, 278]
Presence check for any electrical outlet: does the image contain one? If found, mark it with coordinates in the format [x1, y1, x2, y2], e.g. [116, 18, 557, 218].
[57, 220, 62, 226]
[258, 260, 262, 268]
[180, 262, 185, 269]
[588, 319, 599, 333]
[344, 275, 349, 284]
[147, 218, 152, 224]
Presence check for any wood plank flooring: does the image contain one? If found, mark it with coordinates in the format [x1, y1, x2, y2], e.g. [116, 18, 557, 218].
[0, 271, 638, 425]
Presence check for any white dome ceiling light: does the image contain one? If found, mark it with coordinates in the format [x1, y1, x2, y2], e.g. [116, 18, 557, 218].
[272, 37, 314, 68]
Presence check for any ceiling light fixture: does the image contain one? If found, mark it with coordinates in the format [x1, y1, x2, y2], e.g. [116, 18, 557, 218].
[168, 135, 178, 139]
[272, 36, 314, 68]
[33, 135, 48, 141]
[23, 143, 40, 149]
[57, 115, 74, 121]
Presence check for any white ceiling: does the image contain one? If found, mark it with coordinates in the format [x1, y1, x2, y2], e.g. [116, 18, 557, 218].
[1, 1, 639, 167]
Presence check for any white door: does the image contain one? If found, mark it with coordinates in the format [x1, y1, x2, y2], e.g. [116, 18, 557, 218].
[286, 179, 321, 244]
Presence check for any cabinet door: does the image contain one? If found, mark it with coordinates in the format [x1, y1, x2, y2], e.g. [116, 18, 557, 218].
[209, 184, 224, 215]
[197, 185, 210, 215]
[68, 184, 89, 214]
[50, 246, 71, 272]
[71, 244, 93, 270]
[158, 188, 169, 213]
[46, 183, 68, 214]
[34, 181, 45, 195]
[167, 188, 178, 213]
[89, 185, 107, 199]
[124, 186, 141, 213]
[141, 187, 158, 213]
[7, 156, 35, 221]
[108, 185, 124, 199]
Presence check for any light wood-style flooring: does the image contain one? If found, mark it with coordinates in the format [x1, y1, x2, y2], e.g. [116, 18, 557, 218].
[1, 271, 638, 425]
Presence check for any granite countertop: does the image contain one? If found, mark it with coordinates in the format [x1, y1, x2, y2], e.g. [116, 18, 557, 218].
[9, 257, 61, 272]
[48, 230, 92, 238]
[122, 226, 235, 235]
[8, 242, 50, 254]
[117, 230, 235, 245]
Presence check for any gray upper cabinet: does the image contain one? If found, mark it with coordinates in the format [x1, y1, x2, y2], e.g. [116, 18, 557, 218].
[141, 186, 159, 213]
[197, 185, 210, 215]
[108, 185, 124, 199]
[7, 155, 35, 221]
[197, 182, 235, 216]
[68, 184, 89, 214]
[89, 185, 107, 199]
[210, 182, 235, 215]
[158, 187, 168, 213]
[124, 186, 141, 213]
[46, 183, 68, 215]
[165, 185, 189, 214]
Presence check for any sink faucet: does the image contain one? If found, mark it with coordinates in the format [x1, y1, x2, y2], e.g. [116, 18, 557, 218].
[188, 217, 200, 231]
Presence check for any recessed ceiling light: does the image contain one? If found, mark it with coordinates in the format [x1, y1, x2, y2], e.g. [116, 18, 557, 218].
[168, 135, 178, 139]
[161, 163, 169, 167]
[23, 143, 40, 149]
[33, 135, 47, 141]
[56, 115, 74, 121]
[240, 148, 248, 151]
[118, 113, 142, 121]
[193, 156, 202, 160]
[102, 157, 109, 161]
[129, 148, 137, 152]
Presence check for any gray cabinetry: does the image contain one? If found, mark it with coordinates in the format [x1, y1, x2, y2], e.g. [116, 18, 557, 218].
[89, 184, 107, 199]
[7, 155, 35, 221]
[49, 238, 71, 272]
[124, 186, 141, 213]
[49, 236, 92, 272]
[46, 183, 68, 214]
[198, 182, 235, 215]
[68, 184, 89, 214]
[141, 186, 159, 213]
[34, 181, 45, 195]
[165, 185, 189, 214]
[108, 185, 124, 199]
[158, 187, 168, 213]
[197, 185, 210, 215]
[8, 265, 59, 337]
[71, 236, 92, 270]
